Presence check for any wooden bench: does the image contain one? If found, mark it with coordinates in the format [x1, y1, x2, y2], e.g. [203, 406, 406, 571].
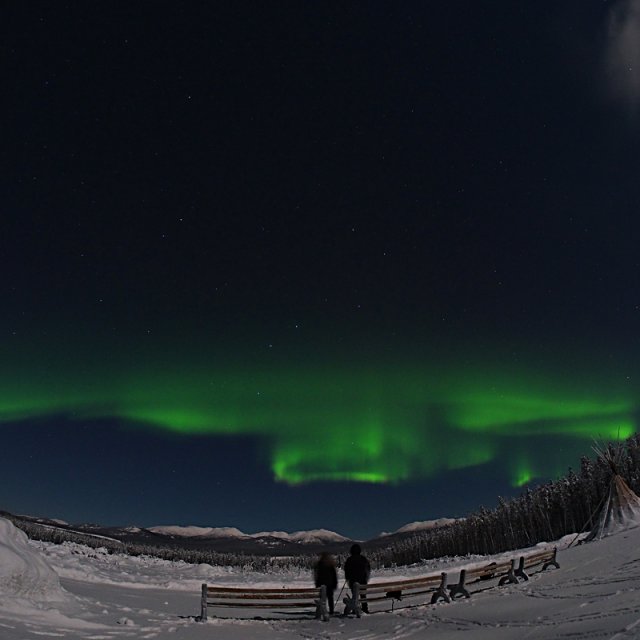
[200, 547, 560, 620]
[346, 547, 560, 615]
[445, 546, 560, 599]
[343, 572, 451, 617]
[200, 584, 331, 621]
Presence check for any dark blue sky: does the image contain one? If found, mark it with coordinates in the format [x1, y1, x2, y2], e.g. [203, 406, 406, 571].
[2, 2, 640, 539]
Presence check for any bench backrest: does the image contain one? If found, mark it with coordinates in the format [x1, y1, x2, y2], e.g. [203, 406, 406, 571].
[204, 584, 321, 608]
[357, 572, 444, 602]
[201, 583, 331, 620]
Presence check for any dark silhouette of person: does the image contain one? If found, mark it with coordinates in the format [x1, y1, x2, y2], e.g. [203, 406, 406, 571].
[344, 543, 371, 613]
[313, 552, 338, 614]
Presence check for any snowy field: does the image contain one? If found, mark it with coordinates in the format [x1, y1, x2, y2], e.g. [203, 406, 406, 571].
[2, 516, 640, 639]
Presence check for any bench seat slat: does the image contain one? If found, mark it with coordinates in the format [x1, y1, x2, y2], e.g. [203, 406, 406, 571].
[524, 558, 548, 568]
[464, 560, 512, 578]
[362, 579, 441, 593]
[366, 587, 438, 602]
[207, 586, 318, 594]
[207, 600, 320, 608]
[208, 592, 321, 600]
[524, 552, 554, 564]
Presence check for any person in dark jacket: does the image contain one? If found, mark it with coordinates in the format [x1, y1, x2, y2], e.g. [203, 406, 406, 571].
[313, 552, 338, 614]
[344, 543, 371, 613]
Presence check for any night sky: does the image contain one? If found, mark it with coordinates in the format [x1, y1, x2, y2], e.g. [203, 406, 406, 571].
[2, 1, 640, 540]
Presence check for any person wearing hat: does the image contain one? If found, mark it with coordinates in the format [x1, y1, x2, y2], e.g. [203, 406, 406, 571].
[344, 543, 371, 613]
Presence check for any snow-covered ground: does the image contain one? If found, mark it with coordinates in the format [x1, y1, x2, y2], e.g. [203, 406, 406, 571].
[2, 515, 640, 639]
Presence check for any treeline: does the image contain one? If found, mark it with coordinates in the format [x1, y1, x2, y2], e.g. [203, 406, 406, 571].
[371, 434, 640, 567]
[8, 517, 318, 571]
[9, 435, 640, 571]
[8, 520, 127, 553]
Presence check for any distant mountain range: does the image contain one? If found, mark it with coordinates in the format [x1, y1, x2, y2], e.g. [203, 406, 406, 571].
[377, 518, 457, 537]
[2, 510, 456, 555]
[147, 525, 350, 545]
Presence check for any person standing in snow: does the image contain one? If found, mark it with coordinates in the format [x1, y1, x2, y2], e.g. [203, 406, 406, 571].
[313, 552, 338, 614]
[344, 543, 371, 613]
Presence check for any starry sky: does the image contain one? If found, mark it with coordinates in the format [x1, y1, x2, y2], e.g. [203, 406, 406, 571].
[2, 1, 640, 540]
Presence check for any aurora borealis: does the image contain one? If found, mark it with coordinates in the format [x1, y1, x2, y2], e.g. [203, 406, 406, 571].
[3, 1, 640, 538]
[1, 340, 636, 489]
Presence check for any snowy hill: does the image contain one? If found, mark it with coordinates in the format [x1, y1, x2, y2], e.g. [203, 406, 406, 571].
[149, 525, 349, 544]
[254, 529, 349, 544]
[378, 518, 457, 537]
[148, 525, 248, 539]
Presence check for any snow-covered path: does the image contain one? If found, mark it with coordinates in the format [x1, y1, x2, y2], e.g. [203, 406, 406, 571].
[3, 515, 640, 639]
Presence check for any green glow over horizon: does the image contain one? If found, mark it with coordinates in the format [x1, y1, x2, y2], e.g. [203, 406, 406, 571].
[0, 352, 637, 488]
[514, 467, 533, 487]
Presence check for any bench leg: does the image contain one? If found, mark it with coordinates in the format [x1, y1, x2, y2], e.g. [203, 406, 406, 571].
[200, 583, 208, 622]
[514, 557, 529, 581]
[542, 547, 560, 571]
[499, 559, 519, 586]
[431, 572, 452, 604]
[315, 585, 329, 621]
[448, 569, 471, 599]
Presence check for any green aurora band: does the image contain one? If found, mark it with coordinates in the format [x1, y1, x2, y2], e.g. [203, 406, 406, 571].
[1, 358, 635, 487]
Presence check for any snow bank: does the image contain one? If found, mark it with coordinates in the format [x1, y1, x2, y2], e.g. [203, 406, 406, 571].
[0, 516, 67, 603]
